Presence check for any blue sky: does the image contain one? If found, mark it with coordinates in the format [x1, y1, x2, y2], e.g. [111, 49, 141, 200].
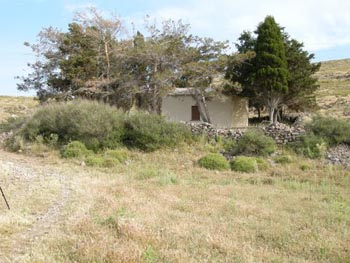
[1, 0, 350, 96]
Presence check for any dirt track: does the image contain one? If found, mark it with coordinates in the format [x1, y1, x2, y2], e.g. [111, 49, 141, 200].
[0, 150, 73, 262]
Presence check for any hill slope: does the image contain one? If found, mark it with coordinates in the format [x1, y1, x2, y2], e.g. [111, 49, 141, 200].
[315, 59, 350, 118]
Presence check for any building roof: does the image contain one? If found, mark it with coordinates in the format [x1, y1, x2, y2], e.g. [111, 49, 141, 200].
[168, 87, 215, 96]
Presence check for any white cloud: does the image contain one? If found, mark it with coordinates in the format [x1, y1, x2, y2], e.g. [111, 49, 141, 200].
[135, 0, 350, 52]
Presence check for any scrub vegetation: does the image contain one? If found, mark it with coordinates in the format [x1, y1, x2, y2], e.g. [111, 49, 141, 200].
[0, 95, 350, 262]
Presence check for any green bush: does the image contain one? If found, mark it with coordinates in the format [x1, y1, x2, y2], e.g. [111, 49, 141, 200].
[198, 153, 230, 171]
[288, 134, 326, 159]
[61, 141, 92, 158]
[85, 155, 106, 167]
[101, 157, 120, 168]
[233, 130, 276, 156]
[85, 155, 120, 168]
[230, 156, 257, 173]
[20, 100, 125, 151]
[300, 164, 311, 171]
[123, 113, 192, 152]
[104, 149, 129, 162]
[221, 138, 237, 152]
[307, 116, 350, 146]
[274, 155, 292, 164]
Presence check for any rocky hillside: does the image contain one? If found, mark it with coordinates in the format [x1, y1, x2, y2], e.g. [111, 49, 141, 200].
[315, 59, 350, 118]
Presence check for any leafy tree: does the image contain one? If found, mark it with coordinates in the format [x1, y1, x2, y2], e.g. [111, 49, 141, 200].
[283, 37, 320, 111]
[225, 31, 262, 116]
[17, 8, 230, 119]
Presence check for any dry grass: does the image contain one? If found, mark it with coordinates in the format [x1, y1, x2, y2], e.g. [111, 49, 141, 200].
[0, 81, 350, 262]
[315, 59, 350, 118]
[1, 144, 348, 262]
[0, 96, 38, 122]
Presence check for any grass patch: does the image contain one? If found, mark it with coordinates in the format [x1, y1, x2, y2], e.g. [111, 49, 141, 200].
[198, 153, 230, 171]
[230, 156, 257, 173]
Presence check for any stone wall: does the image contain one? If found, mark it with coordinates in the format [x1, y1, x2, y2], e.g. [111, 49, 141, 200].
[262, 122, 305, 144]
[186, 121, 305, 144]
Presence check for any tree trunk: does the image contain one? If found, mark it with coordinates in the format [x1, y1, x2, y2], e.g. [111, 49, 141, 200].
[269, 107, 274, 124]
[151, 63, 158, 114]
[267, 93, 281, 124]
[193, 89, 211, 123]
[104, 40, 111, 80]
[151, 84, 158, 113]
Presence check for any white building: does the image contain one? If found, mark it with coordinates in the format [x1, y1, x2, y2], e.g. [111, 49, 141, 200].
[162, 88, 249, 128]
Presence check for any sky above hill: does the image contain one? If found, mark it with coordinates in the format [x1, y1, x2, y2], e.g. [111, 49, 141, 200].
[1, 0, 350, 96]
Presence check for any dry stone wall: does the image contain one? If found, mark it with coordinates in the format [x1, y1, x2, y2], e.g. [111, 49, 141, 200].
[186, 121, 305, 144]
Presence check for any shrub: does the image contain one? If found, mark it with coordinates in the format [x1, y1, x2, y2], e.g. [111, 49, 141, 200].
[233, 130, 276, 156]
[101, 157, 120, 168]
[20, 100, 125, 151]
[61, 141, 92, 159]
[104, 149, 129, 162]
[198, 153, 230, 171]
[307, 115, 350, 146]
[123, 113, 192, 152]
[300, 164, 311, 171]
[222, 138, 237, 152]
[230, 156, 257, 173]
[288, 134, 326, 159]
[4, 135, 26, 152]
[85, 155, 120, 168]
[274, 155, 292, 164]
[85, 155, 106, 167]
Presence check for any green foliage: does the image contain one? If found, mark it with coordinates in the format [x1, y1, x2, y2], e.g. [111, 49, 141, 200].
[226, 16, 320, 118]
[255, 157, 271, 171]
[84, 155, 120, 168]
[300, 164, 311, 171]
[307, 116, 350, 146]
[142, 245, 160, 263]
[255, 16, 288, 94]
[288, 134, 326, 159]
[20, 100, 124, 151]
[284, 38, 320, 111]
[274, 155, 292, 164]
[123, 113, 192, 152]
[198, 153, 230, 171]
[234, 130, 276, 156]
[18, 10, 229, 113]
[104, 149, 129, 162]
[61, 141, 92, 159]
[221, 138, 237, 152]
[230, 156, 257, 173]
[254, 16, 288, 122]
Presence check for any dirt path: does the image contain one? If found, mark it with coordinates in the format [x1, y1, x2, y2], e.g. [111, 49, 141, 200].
[0, 150, 73, 262]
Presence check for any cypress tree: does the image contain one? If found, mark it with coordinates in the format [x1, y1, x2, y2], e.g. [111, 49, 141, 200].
[254, 16, 288, 123]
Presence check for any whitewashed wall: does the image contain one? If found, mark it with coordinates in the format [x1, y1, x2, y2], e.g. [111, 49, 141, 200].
[162, 94, 248, 128]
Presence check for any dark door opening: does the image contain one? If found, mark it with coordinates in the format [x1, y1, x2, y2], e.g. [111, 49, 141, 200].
[191, 105, 200, 121]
